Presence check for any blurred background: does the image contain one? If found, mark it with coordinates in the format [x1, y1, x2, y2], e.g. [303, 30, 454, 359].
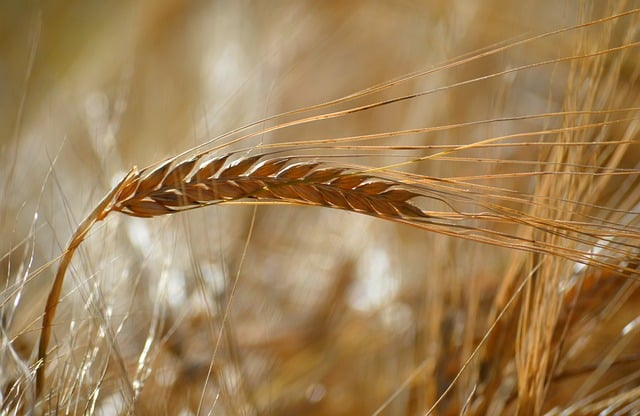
[1, 1, 639, 415]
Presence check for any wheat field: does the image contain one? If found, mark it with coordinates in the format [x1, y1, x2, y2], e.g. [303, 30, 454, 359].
[1, 1, 639, 415]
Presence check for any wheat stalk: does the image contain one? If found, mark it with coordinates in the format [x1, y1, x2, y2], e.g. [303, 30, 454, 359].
[37, 149, 464, 397]
[35, 152, 436, 396]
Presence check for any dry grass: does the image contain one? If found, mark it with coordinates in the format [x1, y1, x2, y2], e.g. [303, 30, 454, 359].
[2, 1, 640, 415]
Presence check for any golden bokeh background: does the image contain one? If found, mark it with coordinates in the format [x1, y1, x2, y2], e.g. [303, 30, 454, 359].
[1, 2, 639, 415]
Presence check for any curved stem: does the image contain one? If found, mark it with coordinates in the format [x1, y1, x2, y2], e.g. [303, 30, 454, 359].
[36, 168, 138, 399]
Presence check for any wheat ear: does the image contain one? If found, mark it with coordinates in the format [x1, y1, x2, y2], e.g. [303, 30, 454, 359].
[35, 152, 430, 397]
